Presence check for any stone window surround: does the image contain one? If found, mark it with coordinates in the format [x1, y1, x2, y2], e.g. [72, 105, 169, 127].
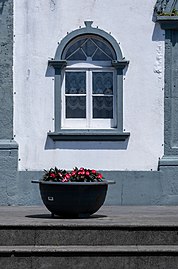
[48, 21, 130, 141]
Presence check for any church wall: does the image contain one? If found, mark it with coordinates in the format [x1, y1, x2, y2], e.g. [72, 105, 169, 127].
[14, 0, 164, 171]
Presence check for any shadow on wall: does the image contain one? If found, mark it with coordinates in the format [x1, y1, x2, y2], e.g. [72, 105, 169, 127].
[152, 5, 165, 42]
[44, 136, 129, 150]
[45, 66, 54, 77]
[152, 23, 165, 42]
[0, 0, 8, 15]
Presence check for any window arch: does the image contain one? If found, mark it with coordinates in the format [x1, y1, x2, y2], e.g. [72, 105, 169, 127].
[62, 34, 116, 61]
[48, 21, 130, 141]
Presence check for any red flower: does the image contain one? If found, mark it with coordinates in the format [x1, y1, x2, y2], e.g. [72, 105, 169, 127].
[97, 173, 103, 179]
[43, 167, 104, 183]
[78, 170, 85, 175]
[62, 178, 69, 182]
[50, 173, 56, 178]
[65, 173, 71, 179]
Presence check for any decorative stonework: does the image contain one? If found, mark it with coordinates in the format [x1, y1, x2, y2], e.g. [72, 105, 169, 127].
[155, 0, 169, 13]
[155, 0, 176, 14]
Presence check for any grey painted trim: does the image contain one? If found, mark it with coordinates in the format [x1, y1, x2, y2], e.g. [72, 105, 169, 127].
[54, 73, 61, 132]
[159, 155, 178, 166]
[164, 30, 178, 156]
[0, 140, 18, 150]
[0, 0, 19, 149]
[48, 131, 130, 141]
[112, 60, 129, 69]
[117, 70, 123, 131]
[48, 60, 67, 132]
[48, 60, 67, 70]
[156, 16, 178, 29]
[112, 61, 129, 131]
[157, 21, 178, 166]
[49, 60, 129, 69]
[0, 0, 14, 139]
[0, 0, 19, 206]
[55, 21, 124, 61]
[164, 29, 172, 155]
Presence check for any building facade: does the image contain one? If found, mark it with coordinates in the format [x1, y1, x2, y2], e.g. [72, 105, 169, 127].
[0, 0, 178, 205]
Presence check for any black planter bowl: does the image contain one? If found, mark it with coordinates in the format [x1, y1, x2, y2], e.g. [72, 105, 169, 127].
[32, 180, 115, 218]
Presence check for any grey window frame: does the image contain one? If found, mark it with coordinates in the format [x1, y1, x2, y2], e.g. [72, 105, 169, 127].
[48, 21, 130, 141]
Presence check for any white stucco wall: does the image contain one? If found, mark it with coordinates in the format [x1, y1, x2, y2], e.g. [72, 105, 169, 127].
[14, 0, 164, 171]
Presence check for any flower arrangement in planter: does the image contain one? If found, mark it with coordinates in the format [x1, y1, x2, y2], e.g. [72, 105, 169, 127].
[32, 167, 115, 218]
[42, 167, 104, 183]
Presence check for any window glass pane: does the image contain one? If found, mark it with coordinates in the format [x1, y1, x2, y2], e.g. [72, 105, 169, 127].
[81, 39, 97, 57]
[67, 49, 86, 61]
[66, 97, 86, 118]
[65, 39, 87, 59]
[65, 72, 86, 94]
[93, 72, 113, 94]
[63, 35, 116, 61]
[93, 96, 113, 118]
[92, 39, 115, 59]
[92, 49, 111, 61]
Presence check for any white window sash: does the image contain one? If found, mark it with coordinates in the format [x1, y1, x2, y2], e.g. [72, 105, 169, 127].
[61, 66, 117, 129]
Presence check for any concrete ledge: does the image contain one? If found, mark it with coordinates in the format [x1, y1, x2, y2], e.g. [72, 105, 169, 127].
[1, 245, 178, 254]
[159, 156, 178, 167]
[0, 140, 18, 150]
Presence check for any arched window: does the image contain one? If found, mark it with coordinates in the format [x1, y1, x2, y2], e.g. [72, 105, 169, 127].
[62, 34, 117, 129]
[48, 21, 130, 141]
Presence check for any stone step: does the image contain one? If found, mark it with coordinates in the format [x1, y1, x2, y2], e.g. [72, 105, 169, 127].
[1, 207, 178, 267]
[0, 226, 178, 246]
[1, 245, 178, 254]
[0, 245, 178, 269]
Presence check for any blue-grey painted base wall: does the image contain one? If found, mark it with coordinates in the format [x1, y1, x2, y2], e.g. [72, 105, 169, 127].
[11, 168, 178, 206]
[0, 141, 18, 205]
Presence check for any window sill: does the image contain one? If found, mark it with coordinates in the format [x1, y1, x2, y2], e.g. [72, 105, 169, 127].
[48, 130, 130, 141]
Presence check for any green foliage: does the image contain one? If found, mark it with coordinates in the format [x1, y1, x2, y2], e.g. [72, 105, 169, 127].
[158, 9, 178, 16]
[42, 167, 104, 183]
